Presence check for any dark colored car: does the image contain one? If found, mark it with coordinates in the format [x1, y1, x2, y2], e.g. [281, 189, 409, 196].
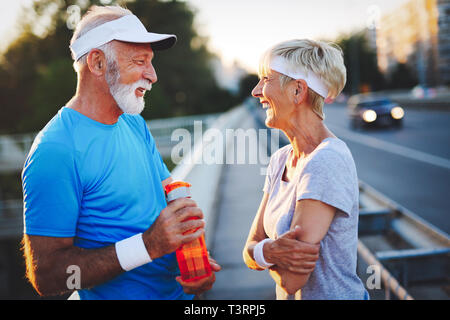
[348, 95, 404, 129]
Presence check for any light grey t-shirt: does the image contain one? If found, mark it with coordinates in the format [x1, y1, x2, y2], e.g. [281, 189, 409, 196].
[263, 138, 368, 300]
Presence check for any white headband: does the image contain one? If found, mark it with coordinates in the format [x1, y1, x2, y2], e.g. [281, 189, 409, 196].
[270, 55, 329, 98]
[70, 15, 176, 61]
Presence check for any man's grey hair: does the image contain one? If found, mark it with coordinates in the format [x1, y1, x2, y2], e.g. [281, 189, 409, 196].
[70, 5, 132, 72]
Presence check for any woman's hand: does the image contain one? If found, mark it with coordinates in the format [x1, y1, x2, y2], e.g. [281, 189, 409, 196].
[264, 226, 319, 274]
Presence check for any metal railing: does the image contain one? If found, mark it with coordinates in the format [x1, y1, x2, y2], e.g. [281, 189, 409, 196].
[357, 181, 450, 300]
[0, 112, 224, 239]
[0, 113, 221, 172]
[0, 134, 36, 172]
[0, 199, 23, 239]
[147, 113, 220, 158]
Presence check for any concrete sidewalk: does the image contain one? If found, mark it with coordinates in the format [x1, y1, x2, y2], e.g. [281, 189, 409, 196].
[204, 111, 276, 300]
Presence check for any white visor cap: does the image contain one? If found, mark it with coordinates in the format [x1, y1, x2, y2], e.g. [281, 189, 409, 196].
[70, 14, 177, 61]
[270, 55, 329, 99]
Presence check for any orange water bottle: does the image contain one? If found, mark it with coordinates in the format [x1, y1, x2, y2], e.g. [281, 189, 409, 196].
[164, 181, 212, 282]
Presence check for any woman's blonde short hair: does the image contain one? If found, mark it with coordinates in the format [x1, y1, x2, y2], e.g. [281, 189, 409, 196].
[70, 5, 132, 72]
[258, 39, 346, 120]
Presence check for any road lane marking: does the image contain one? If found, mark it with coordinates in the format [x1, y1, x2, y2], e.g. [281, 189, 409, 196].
[327, 124, 450, 170]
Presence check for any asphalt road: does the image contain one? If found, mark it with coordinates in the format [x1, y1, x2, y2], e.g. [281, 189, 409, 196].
[253, 102, 450, 234]
[325, 103, 450, 234]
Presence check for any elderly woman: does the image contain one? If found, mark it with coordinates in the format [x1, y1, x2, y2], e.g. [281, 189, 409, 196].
[243, 39, 369, 300]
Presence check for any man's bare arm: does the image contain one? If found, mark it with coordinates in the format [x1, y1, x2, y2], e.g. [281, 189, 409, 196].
[23, 197, 205, 297]
[22, 234, 122, 296]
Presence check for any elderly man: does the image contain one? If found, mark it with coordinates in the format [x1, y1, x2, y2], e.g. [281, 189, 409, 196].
[21, 5, 220, 300]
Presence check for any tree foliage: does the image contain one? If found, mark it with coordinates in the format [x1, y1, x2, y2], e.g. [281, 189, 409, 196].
[335, 32, 386, 95]
[0, 0, 236, 134]
[236, 73, 259, 102]
[387, 63, 418, 89]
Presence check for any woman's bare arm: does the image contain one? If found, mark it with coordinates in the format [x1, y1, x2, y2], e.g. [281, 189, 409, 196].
[268, 199, 335, 295]
[243, 193, 320, 274]
[243, 192, 270, 270]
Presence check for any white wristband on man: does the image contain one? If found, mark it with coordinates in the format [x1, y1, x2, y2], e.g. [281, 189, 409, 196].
[115, 233, 152, 271]
[253, 238, 275, 269]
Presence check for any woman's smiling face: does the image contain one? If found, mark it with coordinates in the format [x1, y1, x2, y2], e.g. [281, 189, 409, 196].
[251, 70, 294, 129]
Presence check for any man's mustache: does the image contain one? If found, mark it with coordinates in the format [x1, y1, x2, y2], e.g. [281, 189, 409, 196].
[133, 79, 152, 92]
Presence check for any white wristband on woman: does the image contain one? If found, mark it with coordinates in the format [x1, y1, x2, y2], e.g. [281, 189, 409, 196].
[115, 233, 152, 271]
[253, 238, 275, 269]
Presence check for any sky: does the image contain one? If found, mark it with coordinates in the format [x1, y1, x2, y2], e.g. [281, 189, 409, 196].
[0, 0, 410, 72]
[185, 0, 410, 72]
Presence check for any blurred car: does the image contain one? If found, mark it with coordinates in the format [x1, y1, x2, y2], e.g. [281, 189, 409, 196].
[347, 95, 404, 129]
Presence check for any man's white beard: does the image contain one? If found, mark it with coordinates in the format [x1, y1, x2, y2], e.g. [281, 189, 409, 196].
[105, 65, 152, 115]
[110, 80, 151, 115]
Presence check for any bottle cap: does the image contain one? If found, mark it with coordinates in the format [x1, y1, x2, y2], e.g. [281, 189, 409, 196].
[164, 181, 191, 202]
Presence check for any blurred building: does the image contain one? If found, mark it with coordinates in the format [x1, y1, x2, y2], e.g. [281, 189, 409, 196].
[376, 0, 450, 86]
[437, 0, 450, 84]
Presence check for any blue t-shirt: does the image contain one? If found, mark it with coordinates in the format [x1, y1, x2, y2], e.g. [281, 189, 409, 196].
[22, 106, 193, 300]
